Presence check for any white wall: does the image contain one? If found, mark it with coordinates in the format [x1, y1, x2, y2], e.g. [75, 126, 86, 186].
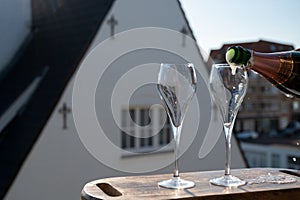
[0, 0, 31, 73]
[5, 1, 246, 199]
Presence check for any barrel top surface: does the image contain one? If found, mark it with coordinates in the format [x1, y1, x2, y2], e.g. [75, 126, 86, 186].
[82, 168, 300, 200]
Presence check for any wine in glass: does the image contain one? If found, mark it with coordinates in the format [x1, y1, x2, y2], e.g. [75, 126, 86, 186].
[157, 63, 197, 189]
[209, 64, 247, 187]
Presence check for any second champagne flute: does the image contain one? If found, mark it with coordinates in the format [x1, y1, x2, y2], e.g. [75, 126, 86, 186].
[209, 64, 247, 187]
[157, 63, 197, 189]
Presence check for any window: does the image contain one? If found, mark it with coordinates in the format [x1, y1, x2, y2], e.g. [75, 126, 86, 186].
[121, 106, 172, 154]
[293, 101, 299, 111]
[271, 154, 280, 168]
[270, 44, 276, 51]
[244, 102, 253, 110]
[50, 0, 61, 12]
[270, 87, 279, 94]
[245, 152, 266, 167]
[270, 119, 279, 130]
[158, 108, 172, 145]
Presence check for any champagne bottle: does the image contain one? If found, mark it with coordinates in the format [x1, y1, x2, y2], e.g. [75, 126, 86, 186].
[225, 46, 300, 98]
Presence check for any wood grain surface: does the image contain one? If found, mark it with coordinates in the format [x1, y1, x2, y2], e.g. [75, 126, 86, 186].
[81, 168, 300, 200]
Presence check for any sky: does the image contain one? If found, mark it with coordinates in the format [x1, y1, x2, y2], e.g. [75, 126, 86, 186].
[180, 0, 300, 59]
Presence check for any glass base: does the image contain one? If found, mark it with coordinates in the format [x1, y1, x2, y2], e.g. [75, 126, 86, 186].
[210, 175, 246, 187]
[158, 176, 195, 189]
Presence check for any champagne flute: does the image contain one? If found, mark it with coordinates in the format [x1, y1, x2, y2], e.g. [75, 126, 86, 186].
[209, 64, 247, 187]
[157, 63, 197, 189]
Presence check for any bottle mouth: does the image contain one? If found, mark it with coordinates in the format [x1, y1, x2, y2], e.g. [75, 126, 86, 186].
[225, 46, 252, 66]
[225, 48, 236, 64]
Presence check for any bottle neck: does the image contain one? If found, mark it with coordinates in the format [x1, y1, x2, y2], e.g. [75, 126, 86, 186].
[250, 51, 295, 85]
[250, 51, 281, 71]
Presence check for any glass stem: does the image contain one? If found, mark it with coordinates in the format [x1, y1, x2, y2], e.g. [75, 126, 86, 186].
[173, 126, 181, 178]
[225, 139, 231, 176]
[224, 124, 233, 176]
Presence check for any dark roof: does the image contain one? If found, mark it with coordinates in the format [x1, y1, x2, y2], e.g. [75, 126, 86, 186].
[0, 0, 114, 198]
